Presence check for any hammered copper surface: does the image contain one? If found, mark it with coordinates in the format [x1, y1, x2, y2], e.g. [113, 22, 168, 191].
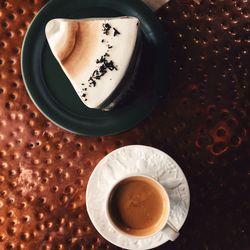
[0, 0, 249, 249]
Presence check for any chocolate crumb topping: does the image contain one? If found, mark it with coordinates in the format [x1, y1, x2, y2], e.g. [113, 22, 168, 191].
[81, 22, 121, 98]
[86, 52, 118, 89]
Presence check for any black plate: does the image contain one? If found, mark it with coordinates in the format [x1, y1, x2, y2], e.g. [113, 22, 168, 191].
[21, 0, 168, 136]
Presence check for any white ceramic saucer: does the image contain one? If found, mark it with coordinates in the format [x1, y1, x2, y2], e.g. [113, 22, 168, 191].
[86, 145, 190, 250]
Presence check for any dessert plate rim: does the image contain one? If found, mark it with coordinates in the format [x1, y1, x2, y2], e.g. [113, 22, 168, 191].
[86, 145, 190, 249]
[21, 0, 168, 136]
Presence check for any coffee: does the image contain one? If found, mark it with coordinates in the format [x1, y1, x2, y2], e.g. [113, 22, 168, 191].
[107, 176, 169, 237]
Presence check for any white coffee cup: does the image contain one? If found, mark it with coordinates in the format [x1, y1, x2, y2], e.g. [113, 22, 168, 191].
[105, 175, 179, 240]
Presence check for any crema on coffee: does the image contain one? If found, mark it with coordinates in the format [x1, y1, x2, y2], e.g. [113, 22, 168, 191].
[108, 176, 169, 237]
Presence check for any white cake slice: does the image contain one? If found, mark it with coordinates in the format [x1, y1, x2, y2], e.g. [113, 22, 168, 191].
[45, 16, 141, 110]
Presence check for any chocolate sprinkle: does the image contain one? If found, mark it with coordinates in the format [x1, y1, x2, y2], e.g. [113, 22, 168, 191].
[108, 45, 113, 49]
[102, 23, 111, 35]
[105, 61, 118, 71]
[113, 28, 120, 36]
[88, 77, 97, 87]
[92, 70, 100, 78]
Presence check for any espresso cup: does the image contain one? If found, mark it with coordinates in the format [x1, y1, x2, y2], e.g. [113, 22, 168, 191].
[106, 175, 171, 238]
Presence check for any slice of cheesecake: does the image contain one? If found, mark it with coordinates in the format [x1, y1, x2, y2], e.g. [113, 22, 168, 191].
[45, 16, 141, 110]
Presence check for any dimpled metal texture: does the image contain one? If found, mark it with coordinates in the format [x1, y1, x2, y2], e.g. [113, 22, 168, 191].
[0, 0, 249, 249]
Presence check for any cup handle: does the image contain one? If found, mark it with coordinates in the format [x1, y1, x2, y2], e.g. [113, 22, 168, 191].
[165, 222, 180, 241]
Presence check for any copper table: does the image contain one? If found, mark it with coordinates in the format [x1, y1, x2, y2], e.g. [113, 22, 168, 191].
[0, 0, 249, 249]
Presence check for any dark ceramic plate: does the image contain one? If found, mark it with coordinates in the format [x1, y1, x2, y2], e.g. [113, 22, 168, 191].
[21, 0, 168, 136]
